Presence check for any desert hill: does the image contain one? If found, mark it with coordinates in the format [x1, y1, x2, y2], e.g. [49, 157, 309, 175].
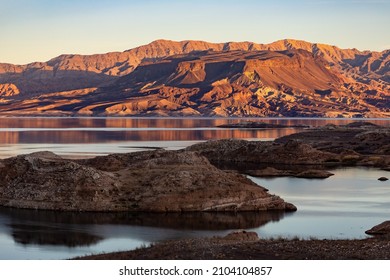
[0, 83, 19, 97]
[0, 39, 388, 117]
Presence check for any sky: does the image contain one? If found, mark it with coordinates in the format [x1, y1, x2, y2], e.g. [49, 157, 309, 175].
[0, 0, 389, 64]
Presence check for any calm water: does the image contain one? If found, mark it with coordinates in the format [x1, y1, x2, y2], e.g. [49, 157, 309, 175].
[0, 117, 388, 158]
[0, 117, 389, 259]
[251, 167, 390, 239]
[0, 117, 307, 158]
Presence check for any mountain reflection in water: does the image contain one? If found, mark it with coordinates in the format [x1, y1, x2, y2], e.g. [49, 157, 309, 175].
[1, 117, 389, 146]
[0, 207, 290, 248]
[0, 117, 388, 159]
[0, 129, 300, 144]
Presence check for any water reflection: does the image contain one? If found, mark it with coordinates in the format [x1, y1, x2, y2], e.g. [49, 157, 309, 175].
[0, 129, 302, 144]
[125, 211, 289, 230]
[0, 117, 389, 129]
[9, 223, 103, 247]
[0, 117, 312, 158]
[0, 207, 289, 248]
[0, 117, 388, 147]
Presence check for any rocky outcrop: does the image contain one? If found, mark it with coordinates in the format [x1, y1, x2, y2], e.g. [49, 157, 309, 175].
[294, 170, 334, 179]
[276, 122, 390, 158]
[0, 83, 19, 96]
[0, 151, 120, 211]
[187, 139, 339, 165]
[187, 124, 390, 177]
[366, 221, 390, 235]
[0, 150, 296, 212]
[246, 167, 334, 179]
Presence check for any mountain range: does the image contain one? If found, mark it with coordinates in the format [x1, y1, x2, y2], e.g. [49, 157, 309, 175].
[0, 39, 389, 117]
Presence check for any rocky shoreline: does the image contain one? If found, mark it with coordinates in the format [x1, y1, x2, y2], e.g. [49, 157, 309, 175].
[75, 217, 390, 260]
[76, 231, 390, 260]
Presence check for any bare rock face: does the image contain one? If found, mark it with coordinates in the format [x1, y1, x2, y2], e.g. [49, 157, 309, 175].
[366, 221, 390, 235]
[0, 83, 19, 96]
[0, 151, 120, 211]
[0, 150, 296, 212]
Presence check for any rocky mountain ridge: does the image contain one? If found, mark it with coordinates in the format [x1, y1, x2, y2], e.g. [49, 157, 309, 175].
[0, 39, 388, 117]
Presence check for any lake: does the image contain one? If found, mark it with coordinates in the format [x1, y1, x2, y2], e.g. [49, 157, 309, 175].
[0, 117, 389, 259]
[1, 117, 389, 159]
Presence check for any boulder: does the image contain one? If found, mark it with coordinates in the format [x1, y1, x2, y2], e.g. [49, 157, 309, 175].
[366, 221, 390, 235]
[0, 150, 297, 212]
[378, 177, 389, 181]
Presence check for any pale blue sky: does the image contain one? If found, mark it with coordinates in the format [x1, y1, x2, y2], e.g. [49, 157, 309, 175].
[0, 0, 389, 64]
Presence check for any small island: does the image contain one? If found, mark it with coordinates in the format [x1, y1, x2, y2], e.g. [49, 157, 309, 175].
[217, 121, 310, 129]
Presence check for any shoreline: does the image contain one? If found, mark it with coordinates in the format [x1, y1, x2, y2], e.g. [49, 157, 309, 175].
[75, 234, 390, 260]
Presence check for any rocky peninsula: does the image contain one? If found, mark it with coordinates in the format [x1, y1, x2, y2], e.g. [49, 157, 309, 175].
[188, 121, 390, 177]
[0, 149, 296, 212]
